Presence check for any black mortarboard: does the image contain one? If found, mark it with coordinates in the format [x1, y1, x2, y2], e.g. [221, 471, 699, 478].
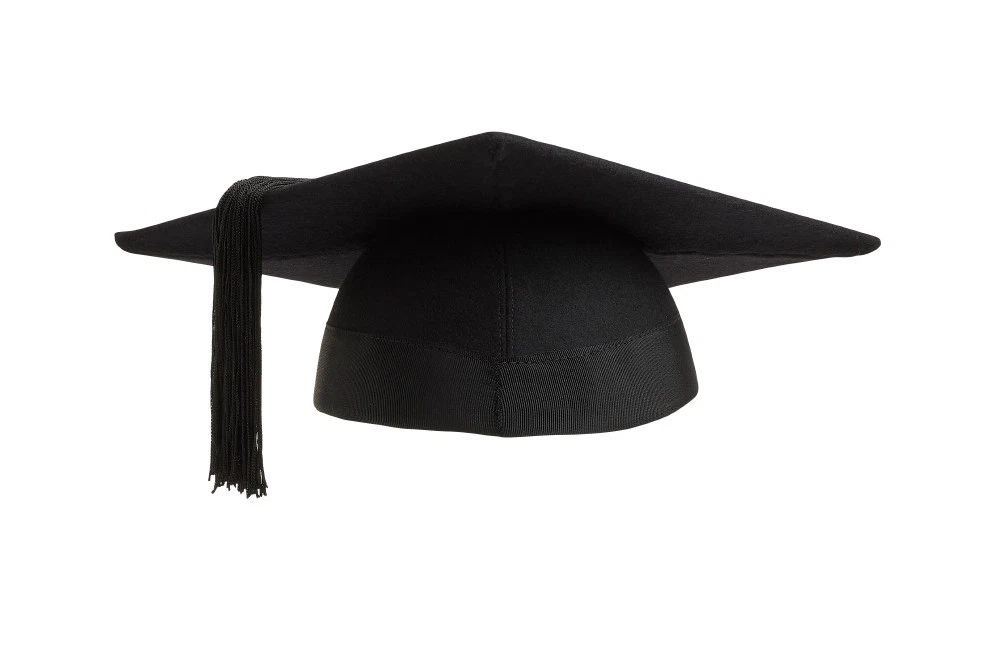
[116, 132, 880, 497]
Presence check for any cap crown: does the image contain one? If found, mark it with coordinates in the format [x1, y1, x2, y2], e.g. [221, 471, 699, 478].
[315, 217, 698, 436]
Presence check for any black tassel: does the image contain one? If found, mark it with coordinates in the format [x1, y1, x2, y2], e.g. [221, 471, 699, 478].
[210, 176, 304, 497]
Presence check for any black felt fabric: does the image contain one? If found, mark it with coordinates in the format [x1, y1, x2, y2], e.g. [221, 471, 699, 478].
[328, 220, 505, 358]
[328, 219, 680, 359]
[115, 132, 880, 288]
[315, 321, 697, 437]
[502, 220, 678, 356]
[316, 220, 694, 435]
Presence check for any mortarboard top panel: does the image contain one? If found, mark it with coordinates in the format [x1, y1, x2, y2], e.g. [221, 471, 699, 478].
[115, 132, 880, 289]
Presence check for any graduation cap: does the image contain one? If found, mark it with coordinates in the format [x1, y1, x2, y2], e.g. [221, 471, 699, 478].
[116, 132, 879, 497]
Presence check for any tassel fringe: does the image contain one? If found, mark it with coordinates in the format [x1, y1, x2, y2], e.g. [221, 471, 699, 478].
[210, 176, 304, 497]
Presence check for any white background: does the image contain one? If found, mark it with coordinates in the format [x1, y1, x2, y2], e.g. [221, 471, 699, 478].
[2, 2, 997, 665]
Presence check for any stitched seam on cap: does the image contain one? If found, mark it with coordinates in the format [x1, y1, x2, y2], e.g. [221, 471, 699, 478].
[325, 318, 682, 365]
[501, 319, 681, 364]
